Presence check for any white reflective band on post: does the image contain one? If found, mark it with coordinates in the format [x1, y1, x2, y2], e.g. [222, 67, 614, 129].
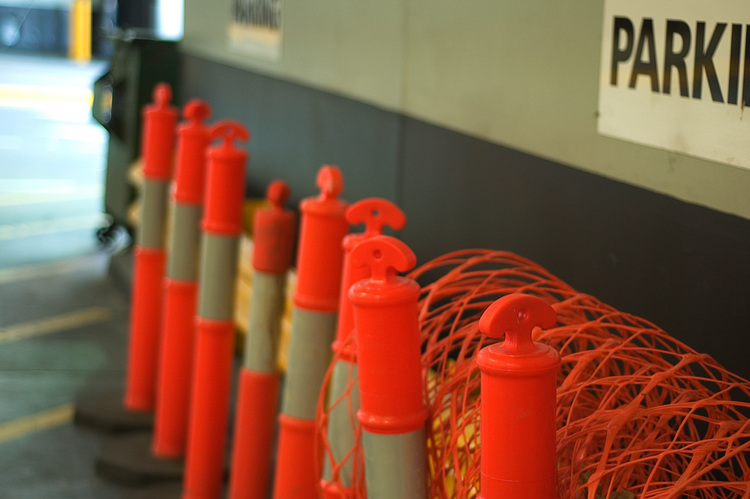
[138, 180, 170, 249]
[166, 204, 203, 281]
[362, 428, 427, 499]
[322, 360, 360, 486]
[281, 307, 337, 420]
[198, 233, 240, 320]
[243, 270, 287, 373]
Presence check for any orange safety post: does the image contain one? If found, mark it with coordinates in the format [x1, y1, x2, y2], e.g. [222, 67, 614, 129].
[152, 100, 212, 458]
[477, 293, 560, 499]
[228, 180, 296, 499]
[321, 198, 406, 498]
[75, 84, 175, 443]
[273, 165, 349, 499]
[93, 100, 211, 487]
[348, 235, 427, 499]
[182, 121, 250, 499]
[124, 83, 178, 413]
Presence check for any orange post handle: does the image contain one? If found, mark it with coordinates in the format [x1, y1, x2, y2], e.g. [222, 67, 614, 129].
[152, 278, 199, 458]
[228, 370, 281, 499]
[124, 246, 167, 411]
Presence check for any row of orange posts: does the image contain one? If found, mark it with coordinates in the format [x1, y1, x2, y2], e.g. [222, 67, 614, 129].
[84, 83, 561, 498]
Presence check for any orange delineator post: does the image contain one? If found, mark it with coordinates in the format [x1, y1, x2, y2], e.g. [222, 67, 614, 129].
[321, 198, 406, 498]
[332, 198, 408, 363]
[273, 165, 349, 499]
[152, 100, 212, 458]
[348, 235, 428, 499]
[228, 180, 296, 499]
[477, 294, 560, 499]
[182, 121, 250, 499]
[124, 83, 178, 413]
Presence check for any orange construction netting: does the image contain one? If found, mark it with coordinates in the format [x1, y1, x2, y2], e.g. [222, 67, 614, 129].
[317, 249, 750, 498]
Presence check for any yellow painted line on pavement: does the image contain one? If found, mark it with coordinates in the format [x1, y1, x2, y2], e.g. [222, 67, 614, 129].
[0, 213, 103, 241]
[0, 405, 75, 445]
[0, 184, 102, 208]
[0, 84, 93, 105]
[0, 306, 112, 345]
[0, 257, 100, 285]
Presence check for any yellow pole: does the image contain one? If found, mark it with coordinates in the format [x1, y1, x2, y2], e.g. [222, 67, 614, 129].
[68, 0, 92, 62]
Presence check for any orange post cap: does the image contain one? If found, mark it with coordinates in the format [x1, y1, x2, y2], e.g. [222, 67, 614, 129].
[477, 294, 559, 372]
[349, 236, 426, 435]
[333, 198, 407, 361]
[141, 83, 178, 181]
[350, 235, 416, 287]
[202, 120, 250, 236]
[292, 165, 349, 312]
[173, 100, 211, 205]
[346, 197, 407, 238]
[477, 293, 560, 499]
[252, 180, 296, 274]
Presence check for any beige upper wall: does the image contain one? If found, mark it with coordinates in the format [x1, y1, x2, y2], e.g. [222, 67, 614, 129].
[183, 0, 405, 109]
[183, 0, 750, 220]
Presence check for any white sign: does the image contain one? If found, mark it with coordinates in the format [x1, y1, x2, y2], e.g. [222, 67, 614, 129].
[598, 0, 750, 168]
[228, 0, 283, 62]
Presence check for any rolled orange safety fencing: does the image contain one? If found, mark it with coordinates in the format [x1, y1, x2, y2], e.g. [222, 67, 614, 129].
[316, 248, 750, 498]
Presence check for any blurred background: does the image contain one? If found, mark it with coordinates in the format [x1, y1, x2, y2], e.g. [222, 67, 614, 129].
[0, 2, 181, 496]
[1, 1, 749, 496]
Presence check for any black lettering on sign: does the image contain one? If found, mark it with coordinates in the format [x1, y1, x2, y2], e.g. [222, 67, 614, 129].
[629, 18, 659, 92]
[693, 21, 726, 102]
[609, 16, 750, 106]
[611, 17, 634, 86]
[663, 20, 690, 97]
[727, 24, 742, 105]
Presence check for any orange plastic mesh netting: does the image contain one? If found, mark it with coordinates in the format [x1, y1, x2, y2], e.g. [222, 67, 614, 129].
[316, 249, 750, 498]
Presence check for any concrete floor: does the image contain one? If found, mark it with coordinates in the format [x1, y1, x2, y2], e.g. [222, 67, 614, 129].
[0, 53, 133, 498]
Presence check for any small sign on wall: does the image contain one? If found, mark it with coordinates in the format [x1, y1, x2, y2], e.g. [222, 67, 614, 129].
[599, 0, 750, 169]
[228, 0, 282, 61]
